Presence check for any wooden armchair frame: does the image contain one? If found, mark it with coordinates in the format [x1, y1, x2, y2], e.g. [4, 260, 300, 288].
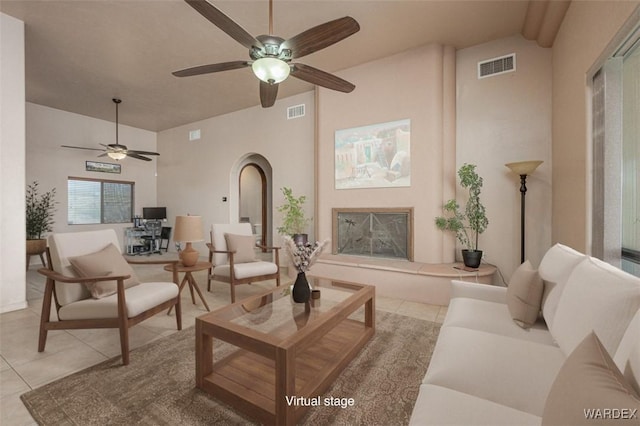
[38, 249, 182, 365]
[206, 236, 281, 303]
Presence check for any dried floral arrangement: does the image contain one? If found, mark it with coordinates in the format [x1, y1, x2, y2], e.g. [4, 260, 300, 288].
[283, 236, 329, 273]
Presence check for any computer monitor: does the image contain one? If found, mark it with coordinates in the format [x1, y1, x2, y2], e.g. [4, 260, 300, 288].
[142, 207, 167, 220]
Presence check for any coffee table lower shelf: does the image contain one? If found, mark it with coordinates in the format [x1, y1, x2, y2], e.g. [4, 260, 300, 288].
[198, 318, 374, 425]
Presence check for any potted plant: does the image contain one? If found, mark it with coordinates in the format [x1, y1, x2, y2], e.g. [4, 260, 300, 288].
[435, 163, 488, 268]
[276, 187, 310, 245]
[26, 181, 56, 261]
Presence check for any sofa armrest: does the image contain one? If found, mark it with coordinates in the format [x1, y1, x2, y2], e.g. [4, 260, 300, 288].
[450, 280, 507, 304]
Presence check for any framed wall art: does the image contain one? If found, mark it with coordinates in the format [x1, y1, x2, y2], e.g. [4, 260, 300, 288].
[334, 118, 410, 189]
[86, 161, 121, 174]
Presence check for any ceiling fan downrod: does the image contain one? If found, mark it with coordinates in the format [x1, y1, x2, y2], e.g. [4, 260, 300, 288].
[113, 98, 122, 145]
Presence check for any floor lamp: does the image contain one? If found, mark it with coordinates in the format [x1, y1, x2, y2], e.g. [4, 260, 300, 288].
[505, 160, 543, 264]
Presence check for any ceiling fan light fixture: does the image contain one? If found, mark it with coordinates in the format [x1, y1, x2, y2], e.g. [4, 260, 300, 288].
[107, 151, 127, 160]
[252, 57, 290, 84]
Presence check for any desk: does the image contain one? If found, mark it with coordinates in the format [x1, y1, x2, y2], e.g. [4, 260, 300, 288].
[165, 261, 212, 313]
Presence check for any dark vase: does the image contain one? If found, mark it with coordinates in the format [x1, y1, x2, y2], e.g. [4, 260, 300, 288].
[292, 233, 308, 245]
[462, 249, 483, 269]
[292, 272, 311, 303]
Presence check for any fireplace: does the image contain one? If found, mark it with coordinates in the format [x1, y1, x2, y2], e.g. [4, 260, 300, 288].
[332, 208, 413, 261]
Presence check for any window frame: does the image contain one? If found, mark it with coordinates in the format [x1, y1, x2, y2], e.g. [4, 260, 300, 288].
[589, 14, 640, 276]
[67, 176, 135, 225]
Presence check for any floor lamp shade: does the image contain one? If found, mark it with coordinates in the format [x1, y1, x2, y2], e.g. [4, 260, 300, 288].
[506, 161, 543, 264]
[174, 215, 203, 267]
[505, 160, 543, 176]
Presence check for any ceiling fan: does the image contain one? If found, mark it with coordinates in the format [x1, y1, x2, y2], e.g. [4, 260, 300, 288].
[173, 0, 360, 107]
[61, 99, 160, 161]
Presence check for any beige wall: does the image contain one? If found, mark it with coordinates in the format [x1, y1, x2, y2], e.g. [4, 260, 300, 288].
[457, 35, 552, 280]
[25, 103, 158, 249]
[316, 43, 456, 264]
[156, 91, 315, 256]
[552, 1, 639, 252]
[1, 13, 27, 313]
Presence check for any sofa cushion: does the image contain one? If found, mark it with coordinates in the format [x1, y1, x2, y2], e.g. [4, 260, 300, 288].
[542, 332, 640, 426]
[550, 257, 640, 356]
[224, 233, 256, 264]
[58, 281, 178, 320]
[410, 384, 541, 426]
[69, 243, 140, 299]
[211, 223, 253, 266]
[444, 297, 556, 346]
[48, 229, 122, 305]
[538, 243, 585, 328]
[506, 260, 544, 329]
[213, 261, 278, 280]
[423, 326, 565, 416]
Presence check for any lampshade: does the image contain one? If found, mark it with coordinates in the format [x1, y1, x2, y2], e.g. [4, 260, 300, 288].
[107, 151, 127, 160]
[252, 57, 290, 84]
[505, 160, 543, 176]
[174, 215, 203, 243]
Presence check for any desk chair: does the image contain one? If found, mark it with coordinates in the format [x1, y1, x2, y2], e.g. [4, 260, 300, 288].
[159, 227, 172, 252]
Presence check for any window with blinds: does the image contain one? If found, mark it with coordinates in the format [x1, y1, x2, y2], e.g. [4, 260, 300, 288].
[591, 22, 640, 277]
[68, 177, 134, 225]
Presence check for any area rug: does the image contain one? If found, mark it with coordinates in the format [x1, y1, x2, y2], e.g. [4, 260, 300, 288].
[21, 311, 441, 426]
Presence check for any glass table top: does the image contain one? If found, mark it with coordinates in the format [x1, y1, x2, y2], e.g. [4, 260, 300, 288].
[203, 276, 368, 342]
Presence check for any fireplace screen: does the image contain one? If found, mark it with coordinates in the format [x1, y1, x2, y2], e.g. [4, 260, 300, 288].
[333, 208, 413, 261]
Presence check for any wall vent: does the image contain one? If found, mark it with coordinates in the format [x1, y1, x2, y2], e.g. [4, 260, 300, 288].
[478, 53, 516, 79]
[287, 104, 305, 119]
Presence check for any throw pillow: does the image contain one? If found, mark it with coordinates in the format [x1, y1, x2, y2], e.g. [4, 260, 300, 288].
[224, 233, 256, 264]
[69, 243, 140, 299]
[506, 260, 544, 329]
[542, 331, 640, 425]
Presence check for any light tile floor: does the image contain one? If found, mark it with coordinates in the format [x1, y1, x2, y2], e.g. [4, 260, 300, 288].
[0, 261, 447, 426]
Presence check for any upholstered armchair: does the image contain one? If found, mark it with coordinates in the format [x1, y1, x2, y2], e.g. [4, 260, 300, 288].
[37, 229, 182, 365]
[207, 223, 280, 303]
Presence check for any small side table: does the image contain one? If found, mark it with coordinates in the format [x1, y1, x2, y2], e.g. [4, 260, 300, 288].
[164, 261, 212, 313]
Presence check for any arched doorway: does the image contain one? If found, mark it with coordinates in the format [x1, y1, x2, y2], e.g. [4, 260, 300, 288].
[230, 153, 273, 247]
[239, 164, 267, 248]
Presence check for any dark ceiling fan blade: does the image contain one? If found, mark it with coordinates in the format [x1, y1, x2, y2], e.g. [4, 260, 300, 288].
[126, 153, 152, 161]
[172, 61, 250, 77]
[61, 145, 105, 152]
[184, 0, 263, 50]
[291, 63, 355, 93]
[259, 81, 279, 108]
[282, 17, 360, 59]
[127, 150, 160, 156]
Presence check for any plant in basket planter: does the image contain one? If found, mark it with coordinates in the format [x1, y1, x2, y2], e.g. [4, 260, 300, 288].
[276, 187, 311, 245]
[26, 181, 57, 264]
[435, 163, 488, 269]
[283, 236, 328, 303]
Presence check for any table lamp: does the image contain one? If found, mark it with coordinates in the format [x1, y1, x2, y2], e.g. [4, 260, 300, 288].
[174, 215, 203, 267]
[505, 160, 543, 264]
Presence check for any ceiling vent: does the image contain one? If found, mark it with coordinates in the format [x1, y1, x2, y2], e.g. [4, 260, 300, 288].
[287, 104, 305, 119]
[478, 53, 516, 79]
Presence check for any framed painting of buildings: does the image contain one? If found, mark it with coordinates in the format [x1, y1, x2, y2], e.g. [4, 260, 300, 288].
[335, 119, 411, 189]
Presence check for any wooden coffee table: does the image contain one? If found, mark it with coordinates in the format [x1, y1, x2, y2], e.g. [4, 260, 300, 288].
[195, 276, 375, 425]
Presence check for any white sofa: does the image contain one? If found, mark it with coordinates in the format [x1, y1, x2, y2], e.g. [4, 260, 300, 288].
[410, 244, 640, 425]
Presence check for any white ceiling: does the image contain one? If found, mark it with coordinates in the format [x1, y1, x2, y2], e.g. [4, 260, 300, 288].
[1, 0, 531, 131]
